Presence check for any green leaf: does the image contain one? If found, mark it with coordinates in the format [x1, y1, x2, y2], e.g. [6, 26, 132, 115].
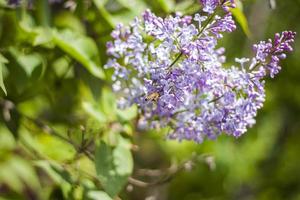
[87, 191, 112, 200]
[82, 101, 107, 123]
[0, 155, 41, 195]
[114, 0, 147, 24]
[92, 0, 108, 7]
[21, 127, 76, 162]
[174, 0, 196, 13]
[156, 0, 175, 13]
[116, 105, 137, 121]
[0, 53, 8, 64]
[116, 0, 147, 13]
[92, 0, 114, 27]
[18, 13, 54, 47]
[9, 48, 44, 77]
[230, 1, 251, 38]
[0, 53, 7, 95]
[32, 28, 54, 46]
[100, 87, 117, 121]
[35, 161, 73, 198]
[54, 12, 86, 34]
[0, 125, 16, 150]
[35, 161, 75, 194]
[0, 0, 7, 6]
[36, 134, 76, 161]
[94, 0, 147, 25]
[95, 136, 133, 197]
[53, 29, 105, 79]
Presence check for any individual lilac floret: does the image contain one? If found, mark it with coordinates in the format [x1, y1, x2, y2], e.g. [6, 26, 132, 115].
[199, 0, 236, 13]
[105, 7, 295, 143]
[199, 0, 219, 13]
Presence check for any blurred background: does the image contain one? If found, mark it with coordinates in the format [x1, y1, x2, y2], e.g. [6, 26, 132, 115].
[0, 0, 299, 199]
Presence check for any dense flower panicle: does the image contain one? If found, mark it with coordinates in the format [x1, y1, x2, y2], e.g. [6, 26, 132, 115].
[252, 31, 296, 78]
[105, 6, 295, 143]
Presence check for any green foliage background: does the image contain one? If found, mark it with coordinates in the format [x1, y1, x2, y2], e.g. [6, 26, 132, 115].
[0, 0, 299, 199]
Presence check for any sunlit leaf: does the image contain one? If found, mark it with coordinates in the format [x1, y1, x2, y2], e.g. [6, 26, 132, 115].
[95, 136, 133, 197]
[100, 87, 116, 121]
[116, 0, 147, 13]
[54, 12, 86, 34]
[116, 105, 137, 122]
[92, 0, 114, 27]
[87, 191, 112, 200]
[82, 101, 107, 123]
[9, 48, 44, 77]
[0, 53, 7, 95]
[36, 134, 76, 161]
[0, 53, 8, 64]
[0, 0, 6, 6]
[35, 161, 73, 198]
[32, 28, 53, 46]
[156, 0, 175, 13]
[174, 0, 196, 13]
[230, 1, 251, 38]
[21, 127, 76, 162]
[0, 125, 16, 150]
[0, 155, 41, 196]
[53, 29, 105, 79]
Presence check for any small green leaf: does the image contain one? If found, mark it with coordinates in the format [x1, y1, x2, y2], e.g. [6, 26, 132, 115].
[53, 29, 105, 79]
[35, 161, 73, 198]
[33, 28, 53, 46]
[54, 12, 86, 34]
[9, 48, 44, 77]
[0, 156, 41, 195]
[92, 0, 114, 27]
[116, 0, 147, 13]
[230, 2, 251, 38]
[100, 87, 117, 120]
[92, 0, 108, 7]
[0, 53, 8, 95]
[87, 191, 112, 200]
[36, 134, 76, 161]
[0, 53, 8, 64]
[116, 105, 137, 121]
[95, 136, 133, 197]
[82, 101, 107, 123]
[156, 0, 175, 13]
[0, 125, 16, 150]
[174, 0, 195, 13]
[0, 0, 7, 6]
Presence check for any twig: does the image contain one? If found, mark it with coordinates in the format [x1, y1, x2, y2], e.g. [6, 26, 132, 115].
[128, 154, 203, 188]
[0, 99, 95, 161]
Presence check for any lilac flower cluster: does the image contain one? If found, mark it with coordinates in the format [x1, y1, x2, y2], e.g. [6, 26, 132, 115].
[105, 1, 296, 143]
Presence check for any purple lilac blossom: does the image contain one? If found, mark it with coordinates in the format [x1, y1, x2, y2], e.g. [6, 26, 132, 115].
[7, 0, 20, 5]
[199, 0, 236, 13]
[7, 0, 62, 6]
[105, 7, 295, 143]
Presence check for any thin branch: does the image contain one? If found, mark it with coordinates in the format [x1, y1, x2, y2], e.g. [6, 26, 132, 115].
[25, 116, 95, 161]
[128, 154, 204, 188]
[0, 99, 95, 161]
